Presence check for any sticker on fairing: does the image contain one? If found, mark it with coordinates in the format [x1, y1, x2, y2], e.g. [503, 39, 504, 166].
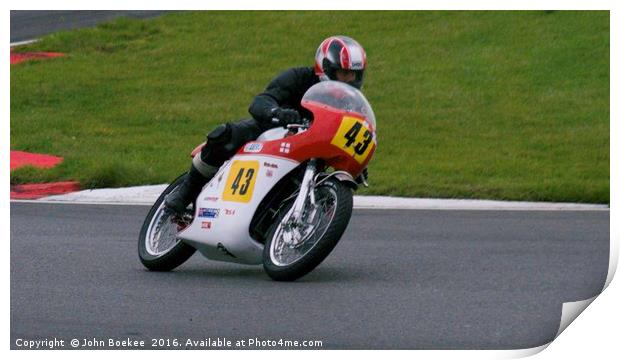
[330, 116, 375, 164]
[243, 142, 263, 153]
[222, 160, 260, 203]
[198, 208, 220, 218]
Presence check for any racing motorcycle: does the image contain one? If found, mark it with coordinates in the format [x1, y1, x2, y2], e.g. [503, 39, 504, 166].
[138, 81, 377, 281]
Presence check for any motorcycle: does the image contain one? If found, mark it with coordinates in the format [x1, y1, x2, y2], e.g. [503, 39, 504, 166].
[138, 81, 377, 281]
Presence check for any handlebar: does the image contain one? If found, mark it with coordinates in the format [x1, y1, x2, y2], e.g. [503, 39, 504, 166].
[271, 117, 311, 129]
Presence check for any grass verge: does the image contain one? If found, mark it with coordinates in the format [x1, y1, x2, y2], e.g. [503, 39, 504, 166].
[10, 11, 609, 203]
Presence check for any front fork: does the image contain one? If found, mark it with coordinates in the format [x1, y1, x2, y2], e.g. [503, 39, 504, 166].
[281, 159, 318, 245]
[291, 159, 317, 221]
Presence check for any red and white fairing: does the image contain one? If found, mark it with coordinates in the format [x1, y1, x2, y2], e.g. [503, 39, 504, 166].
[178, 81, 377, 264]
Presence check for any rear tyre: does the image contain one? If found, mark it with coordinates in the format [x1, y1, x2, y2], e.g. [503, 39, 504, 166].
[138, 174, 196, 271]
[263, 179, 353, 281]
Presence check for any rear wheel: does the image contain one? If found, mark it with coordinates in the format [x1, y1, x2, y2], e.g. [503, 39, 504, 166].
[263, 179, 353, 281]
[138, 174, 196, 271]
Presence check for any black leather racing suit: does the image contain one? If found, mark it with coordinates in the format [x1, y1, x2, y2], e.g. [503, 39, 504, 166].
[199, 66, 319, 167]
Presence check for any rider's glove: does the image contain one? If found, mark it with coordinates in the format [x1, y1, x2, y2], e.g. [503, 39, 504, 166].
[271, 107, 301, 126]
[355, 168, 369, 187]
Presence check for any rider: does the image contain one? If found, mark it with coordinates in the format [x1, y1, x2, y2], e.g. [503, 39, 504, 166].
[165, 35, 368, 214]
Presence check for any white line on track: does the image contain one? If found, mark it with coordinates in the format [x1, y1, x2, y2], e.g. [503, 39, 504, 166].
[10, 184, 609, 211]
[10, 39, 38, 47]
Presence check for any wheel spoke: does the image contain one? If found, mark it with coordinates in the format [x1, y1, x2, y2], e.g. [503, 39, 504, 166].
[145, 204, 192, 256]
[269, 185, 338, 267]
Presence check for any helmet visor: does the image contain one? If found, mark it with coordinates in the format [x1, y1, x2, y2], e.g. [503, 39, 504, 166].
[334, 69, 364, 89]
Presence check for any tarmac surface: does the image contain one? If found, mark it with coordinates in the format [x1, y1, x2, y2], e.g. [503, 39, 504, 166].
[10, 10, 169, 43]
[10, 202, 609, 349]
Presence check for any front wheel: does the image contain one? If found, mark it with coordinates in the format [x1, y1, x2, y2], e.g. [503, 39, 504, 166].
[138, 174, 196, 271]
[262, 178, 353, 281]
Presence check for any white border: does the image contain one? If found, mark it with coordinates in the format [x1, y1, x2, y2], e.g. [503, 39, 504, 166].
[4, 0, 616, 10]
[3, 2, 11, 358]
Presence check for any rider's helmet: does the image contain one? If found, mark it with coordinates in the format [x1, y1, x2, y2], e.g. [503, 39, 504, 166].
[314, 35, 366, 89]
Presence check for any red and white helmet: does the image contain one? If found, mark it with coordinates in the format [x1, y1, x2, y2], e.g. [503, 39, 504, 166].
[314, 35, 367, 89]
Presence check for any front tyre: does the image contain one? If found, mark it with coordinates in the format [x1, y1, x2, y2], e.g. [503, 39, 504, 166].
[263, 179, 353, 281]
[138, 174, 196, 271]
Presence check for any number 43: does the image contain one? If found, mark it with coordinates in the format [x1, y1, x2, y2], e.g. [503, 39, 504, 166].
[343, 121, 373, 156]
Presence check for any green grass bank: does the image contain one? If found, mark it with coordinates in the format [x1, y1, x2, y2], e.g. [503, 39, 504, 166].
[10, 11, 609, 203]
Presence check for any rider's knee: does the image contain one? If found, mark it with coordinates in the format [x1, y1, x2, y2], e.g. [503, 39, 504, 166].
[200, 123, 236, 167]
[207, 124, 232, 144]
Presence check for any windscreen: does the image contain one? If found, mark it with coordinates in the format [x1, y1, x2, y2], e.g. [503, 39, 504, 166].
[301, 81, 376, 128]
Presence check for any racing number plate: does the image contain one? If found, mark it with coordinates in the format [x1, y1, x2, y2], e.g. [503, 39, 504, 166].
[331, 116, 376, 164]
[222, 160, 259, 203]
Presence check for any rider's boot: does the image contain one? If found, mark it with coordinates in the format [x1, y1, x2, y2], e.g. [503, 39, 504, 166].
[164, 157, 219, 215]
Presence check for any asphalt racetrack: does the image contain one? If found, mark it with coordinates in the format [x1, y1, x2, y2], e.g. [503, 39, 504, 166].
[10, 10, 169, 43]
[10, 202, 608, 349]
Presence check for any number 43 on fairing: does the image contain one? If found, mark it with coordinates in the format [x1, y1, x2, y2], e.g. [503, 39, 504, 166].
[222, 160, 259, 203]
[331, 116, 375, 164]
